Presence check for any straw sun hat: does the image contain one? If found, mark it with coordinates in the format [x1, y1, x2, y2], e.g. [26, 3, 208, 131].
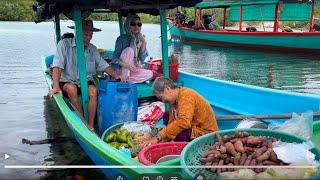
[68, 19, 101, 32]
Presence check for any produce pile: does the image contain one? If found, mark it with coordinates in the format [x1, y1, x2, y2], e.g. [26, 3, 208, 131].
[103, 128, 144, 157]
[200, 132, 287, 174]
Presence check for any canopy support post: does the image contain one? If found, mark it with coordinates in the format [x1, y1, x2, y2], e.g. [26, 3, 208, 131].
[160, 9, 169, 78]
[118, 12, 125, 35]
[223, 7, 226, 29]
[309, 0, 315, 32]
[54, 15, 61, 44]
[239, 5, 243, 32]
[273, 3, 281, 32]
[73, 9, 89, 120]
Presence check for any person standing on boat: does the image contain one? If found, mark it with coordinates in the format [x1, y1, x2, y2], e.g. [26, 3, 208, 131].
[136, 77, 219, 146]
[49, 19, 125, 132]
[111, 14, 153, 83]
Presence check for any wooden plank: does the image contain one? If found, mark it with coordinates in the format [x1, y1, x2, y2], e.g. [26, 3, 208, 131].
[216, 112, 320, 120]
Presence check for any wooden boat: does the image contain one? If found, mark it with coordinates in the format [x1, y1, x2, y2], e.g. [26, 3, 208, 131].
[37, 0, 320, 178]
[168, 0, 320, 55]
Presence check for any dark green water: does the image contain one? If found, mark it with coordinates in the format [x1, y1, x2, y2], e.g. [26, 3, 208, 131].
[0, 21, 319, 179]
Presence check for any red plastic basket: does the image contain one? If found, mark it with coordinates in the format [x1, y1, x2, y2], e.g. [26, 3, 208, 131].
[147, 59, 179, 82]
[138, 142, 188, 165]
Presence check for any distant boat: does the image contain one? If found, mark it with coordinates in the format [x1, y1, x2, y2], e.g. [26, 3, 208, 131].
[168, 0, 320, 55]
[36, 0, 320, 179]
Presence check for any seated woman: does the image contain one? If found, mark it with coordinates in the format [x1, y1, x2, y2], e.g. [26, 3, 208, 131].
[135, 77, 219, 146]
[111, 14, 153, 83]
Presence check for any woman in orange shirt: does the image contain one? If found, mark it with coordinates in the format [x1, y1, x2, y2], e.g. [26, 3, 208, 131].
[136, 77, 219, 146]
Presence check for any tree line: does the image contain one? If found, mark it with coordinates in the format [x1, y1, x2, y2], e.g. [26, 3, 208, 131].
[0, 0, 319, 29]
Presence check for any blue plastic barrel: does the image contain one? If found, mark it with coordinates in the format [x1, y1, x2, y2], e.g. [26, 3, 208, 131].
[97, 79, 138, 135]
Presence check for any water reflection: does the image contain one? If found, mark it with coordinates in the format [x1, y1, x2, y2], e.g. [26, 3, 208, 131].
[41, 96, 106, 179]
[171, 41, 320, 95]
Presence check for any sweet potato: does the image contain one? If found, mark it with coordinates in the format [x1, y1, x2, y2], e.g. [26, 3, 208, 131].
[217, 159, 224, 174]
[216, 133, 224, 144]
[225, 142, 237, 156]
[245, 146, 255, 153]
[267, 139, 273, 148]
[234, 140, 245, 153]
[218, 145, 227, 154]
[239, 153, 247, 165]
[270, 151, 280, 163]
[247, 136, 264, 146]
[227, 163, 234, 172]
[200, 156, 215, 163]
[256, 148, 272, 162]
[220, 153, 228, 160]
[253, 146, 267, 159]
[235, 132, 250, 138]
[225, 157, 232, 164]
[262, 160, 277, 165]
[210, 162, 218, 172]
[234, 153, 241, 165]
[244, 155, 252, 166]
[222, 135, 231, 143]
[255, 162, 263, 173]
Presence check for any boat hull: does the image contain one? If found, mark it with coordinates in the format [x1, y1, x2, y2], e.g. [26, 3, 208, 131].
[42, 55, 320, 178]
[168, 22, 320, 55]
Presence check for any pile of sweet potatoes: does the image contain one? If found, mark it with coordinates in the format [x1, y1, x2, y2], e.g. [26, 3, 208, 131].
[200, 132, 287, 174]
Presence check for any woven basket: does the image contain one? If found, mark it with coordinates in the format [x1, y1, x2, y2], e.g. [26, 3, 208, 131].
[180, 128, 320, 179]
[138, 142, 188, 165]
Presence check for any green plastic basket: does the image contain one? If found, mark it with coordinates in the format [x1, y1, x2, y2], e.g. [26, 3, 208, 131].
[312, 121, 320, 149]
[180, 128, 320, 179]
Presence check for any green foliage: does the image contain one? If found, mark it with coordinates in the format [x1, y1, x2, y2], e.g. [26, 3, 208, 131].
[0, 0, 34, 21]
[0, 0, 319, 26]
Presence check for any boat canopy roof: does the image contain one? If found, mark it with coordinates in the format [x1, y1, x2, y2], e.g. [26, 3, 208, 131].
[33, 0, 201, 23]
[196, 0, 313, 21]
[196, 0, 311, 9]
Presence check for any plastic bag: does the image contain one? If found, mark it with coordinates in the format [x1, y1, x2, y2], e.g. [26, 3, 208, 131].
[122, 122, 151, 135]
[138, 101, 165, 125]
[272, 141, 319, 166]
[268, 111, 313, 139]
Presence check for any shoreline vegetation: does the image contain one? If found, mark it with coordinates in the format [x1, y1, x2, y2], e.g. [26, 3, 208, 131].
[0, 0, 319, 29]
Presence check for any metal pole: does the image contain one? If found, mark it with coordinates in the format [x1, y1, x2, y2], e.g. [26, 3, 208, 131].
[54, 15, 61, 44]
[309, 0, 315, 32]
[239, 5, 243, 32]
[160, 9, 169, 78]
[73, 9, 89, 120]
[118, 12, 125, 35]
[273, 3, 281, 32]
[223, 8, 226, 29]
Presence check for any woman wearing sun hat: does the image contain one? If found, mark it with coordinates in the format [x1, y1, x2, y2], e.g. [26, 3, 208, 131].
[111, 14, 153, 83]
[49, 19, 125, 132]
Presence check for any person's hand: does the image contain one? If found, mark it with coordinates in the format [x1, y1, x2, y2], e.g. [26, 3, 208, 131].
[49, 86, 62, 98]
[134, 135, 157, 148]
[135, 61, 144, 68]
[115, 75, 126, 82]
[128, 64, 138, 73]
[137, 33, 146, 44]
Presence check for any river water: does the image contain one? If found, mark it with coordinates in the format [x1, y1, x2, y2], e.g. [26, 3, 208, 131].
[0, 21, 319, 179]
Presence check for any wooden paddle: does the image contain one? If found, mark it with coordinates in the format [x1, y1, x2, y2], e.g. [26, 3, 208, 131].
[216, 111, 320, 121]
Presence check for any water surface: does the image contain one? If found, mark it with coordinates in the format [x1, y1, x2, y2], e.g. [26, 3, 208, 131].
[0, 21, 319, 178]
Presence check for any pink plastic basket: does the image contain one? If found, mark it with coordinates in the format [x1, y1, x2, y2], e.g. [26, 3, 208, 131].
[138, 142, 188, 165]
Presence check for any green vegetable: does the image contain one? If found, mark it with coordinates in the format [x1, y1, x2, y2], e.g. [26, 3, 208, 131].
[104, 133, 116, 143]
[116, 134, 128, 143]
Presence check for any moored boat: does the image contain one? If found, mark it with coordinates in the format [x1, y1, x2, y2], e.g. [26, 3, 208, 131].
[36, 0, 320, 178]
[168, 0, 320, 55]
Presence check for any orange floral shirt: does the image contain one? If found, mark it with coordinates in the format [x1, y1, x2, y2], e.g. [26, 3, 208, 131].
[160, 87, 219, 141]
